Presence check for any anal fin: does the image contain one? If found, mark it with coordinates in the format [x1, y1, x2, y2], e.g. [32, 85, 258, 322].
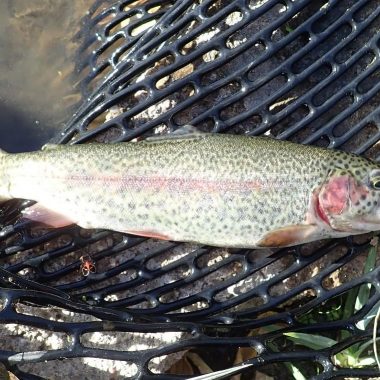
[22, 204, 74, 228]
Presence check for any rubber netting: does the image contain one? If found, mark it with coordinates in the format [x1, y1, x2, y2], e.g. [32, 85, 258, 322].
[1, 0, 380, 379]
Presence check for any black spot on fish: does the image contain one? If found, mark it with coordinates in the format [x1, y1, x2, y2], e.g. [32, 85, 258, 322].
[361, 194, 367, 200]
[367, 201, 372, 207]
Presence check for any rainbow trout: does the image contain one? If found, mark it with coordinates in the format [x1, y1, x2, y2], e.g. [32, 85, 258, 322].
[1, 128, 380, 248]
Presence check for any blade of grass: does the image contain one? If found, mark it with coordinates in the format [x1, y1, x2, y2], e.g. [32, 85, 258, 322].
[355, 237, 378, 312]
[188, 363, 253, 380]
[356, 299, 380, 330]
[285, 362, 307, 380]
[373, 304, 380, 371]
[284, 332, 337, 350]
[346, 237, 378, 334]
[343, 287, 359, 320]
[356, 237, 379, 330]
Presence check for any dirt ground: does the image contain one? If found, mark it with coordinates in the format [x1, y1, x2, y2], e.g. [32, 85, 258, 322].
[0, 0, 92, 152]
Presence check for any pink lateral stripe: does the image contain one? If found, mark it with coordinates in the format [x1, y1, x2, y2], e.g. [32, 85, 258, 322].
[65, 174, 292, 192]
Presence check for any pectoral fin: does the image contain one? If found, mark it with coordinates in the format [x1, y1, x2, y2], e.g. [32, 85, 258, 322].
[257, 224, 319, 248]
[22, 204, 75, 228]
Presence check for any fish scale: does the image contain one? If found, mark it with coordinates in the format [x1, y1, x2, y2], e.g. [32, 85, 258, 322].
[0, 132, 379, 248]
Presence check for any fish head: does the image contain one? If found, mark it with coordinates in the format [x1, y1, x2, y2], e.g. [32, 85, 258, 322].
[316, 161, 380, 233]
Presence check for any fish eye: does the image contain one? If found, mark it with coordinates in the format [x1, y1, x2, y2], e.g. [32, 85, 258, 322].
[370, 175, 380, 190]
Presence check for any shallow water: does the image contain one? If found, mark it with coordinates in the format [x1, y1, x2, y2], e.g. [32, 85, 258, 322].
[0, 0, 94, 152]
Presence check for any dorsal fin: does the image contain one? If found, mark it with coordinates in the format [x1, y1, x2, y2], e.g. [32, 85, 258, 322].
[145, 125, 206, 142]
[172, 125, 203, 136]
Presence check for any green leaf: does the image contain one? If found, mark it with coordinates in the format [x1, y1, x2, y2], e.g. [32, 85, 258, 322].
[355, 239, 378, 312]
[284, 332, 337, 350]
[334, 347, 360, 367]
[356, 300, 380, 330]
[285, 25, 294, 34]
[343, 287, 359, 321]
[285, 363, 307, 380]
[334, 339, 379, 368]
[354, 338, 378, 357]
[356, 357, 376, 366]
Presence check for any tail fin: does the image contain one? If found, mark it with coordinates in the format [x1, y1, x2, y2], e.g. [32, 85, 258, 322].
[0, 148, 10, 201]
